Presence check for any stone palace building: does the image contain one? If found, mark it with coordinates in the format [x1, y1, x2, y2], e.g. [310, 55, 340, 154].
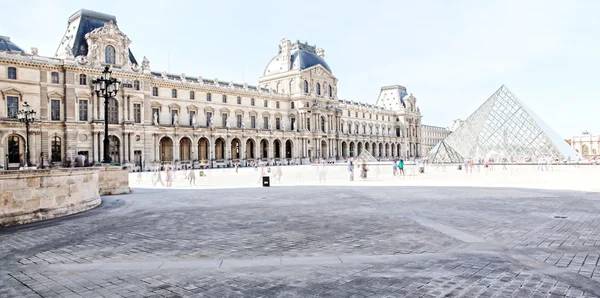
[0, 9, 423, 169]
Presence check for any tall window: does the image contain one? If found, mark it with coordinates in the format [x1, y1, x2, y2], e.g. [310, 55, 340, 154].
[347, 111, 350, 117]
[250, 115, 256, 129]
[171, 89, 177, 98]
[291, 118, 295, 131]
[236, 114, 242, 128]
[152, 108, 160, 124]
[7, 67, 16, 79]
[291, 102, 295, 109]
[237, 96, 241, 104]
[303, 80, 308, 93]
[222, 94, 227, 103]
[108, 98, 118, 124]
[134, 80, 140, 90]
[190, 91, 195, 100]
[171, 110, 178, 125]
[328, 85, 332, 97]
[105, 45, 115, 64]
[51, 136, 62, 162]
[222, 113, 227, 127]
[355, 112, 358, 117]
[133, 103, 141, 123]
[251, 98, 255, 106]
[207, 93, 212, 101]
[51, 72, 59, 84]
[79, 74, 87, 85]
[152, 87, 158, 96]
[79, 100, 88, 121]
[316, 83, 321, 95]
[7, 135, 20, 163]
[264, 100, 268, 108]
[51, 99, 60, 120]
[6, 96, 18, 118]
[348, 124, 351, 133]
[263, 116, 269, 129]
[321, 116, 325, 132]
[189, 111, 195, 126]
[276, 118, 281, 130]
[206, 112, 212, 126]
[276, 101, 280, 109]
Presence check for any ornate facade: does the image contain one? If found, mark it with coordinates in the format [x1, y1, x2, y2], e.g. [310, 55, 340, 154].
[0, 9, 423, 169]
[571, 131, 599, 159]
[421, 125, 451, 156]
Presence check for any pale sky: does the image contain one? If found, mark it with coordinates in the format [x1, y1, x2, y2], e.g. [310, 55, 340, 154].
[2, 0, 598, 138]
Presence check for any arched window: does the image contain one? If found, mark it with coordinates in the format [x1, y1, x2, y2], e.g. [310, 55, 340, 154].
[51, 136, 62, 162]
[328, 85, 332, 97]
[105, 45, 115, 64]
[108, 98, 119, 124]
[152, 87, 158, 96]
[7, 135, 20, 163]
[79, 74, 87, 85]
[134, 80, 140, 90]
[7, 67, 16, 80]
[316, 83, 321, 95]
[303, 80, 309, 93]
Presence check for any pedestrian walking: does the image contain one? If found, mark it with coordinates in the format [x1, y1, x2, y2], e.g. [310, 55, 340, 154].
[348, 157, 354, 181]
[361, 161, 368, 180]
[393, 159, 398, 176]
[235, 161, 239, 173]
[188, 168, 196, 186]
[398, 159, 405, 176]
[165, 165, 173, 187]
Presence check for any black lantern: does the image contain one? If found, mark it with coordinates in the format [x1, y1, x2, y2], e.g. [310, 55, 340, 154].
[92, 66, 121, 163]
[17, 101, 36, 167]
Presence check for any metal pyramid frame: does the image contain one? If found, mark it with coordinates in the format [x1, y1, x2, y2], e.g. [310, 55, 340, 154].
[443, 85, 579, 162]
[425, 140, 464, 163]
[357, 150, 378, 162]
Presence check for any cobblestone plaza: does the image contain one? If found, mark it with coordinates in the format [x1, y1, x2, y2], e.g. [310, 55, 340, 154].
[1, 165, 600, 297]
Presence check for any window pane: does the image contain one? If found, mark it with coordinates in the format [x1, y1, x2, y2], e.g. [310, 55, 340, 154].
[251, 116, 256, 128]
[264, 117, 268, 129]
[222, 95, 227, 103]
[7, 96, 18, 118]
[79, 100, 88, 121]
[105, 45, 115, 64]
[8, 67, 16, 79]
[207, 93, 212, 101]
[80, 74, 87, 85]
[51, 137, 62, 162]
[189, 111, 195, 126]
[190, 91, 195, 100]
[108, 98, 118, 124]
[51, 99, 60, 120]
[51, 72, 59, 84]
[134, 103, 141, 123]
[152, 87, 158, 96]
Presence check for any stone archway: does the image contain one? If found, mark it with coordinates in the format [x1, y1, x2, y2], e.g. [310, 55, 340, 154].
[357, 142, 363, 156]
[6, 134, 25, 164]
[285, 140, 293, 159]
[215, 137, 225, 160]
[260, 139, 269, 159]
[321, 140, 328, 159]
[159, 136, 173, 162]
[378, 143, 383, 158]
[108, 135, 120, 163]
[246, 138, 255, 159]
[385, 143, 390, 158]
[349, 141, 355, 157]
[341, 141, 348, 158]
[179, 137, 191, 161]
[273, 139, 282, 159]
[231, 138, 241, 160]
[198, 137, 209, 161]
[372, 143, 377, 157]
[364, 142, 370, 155]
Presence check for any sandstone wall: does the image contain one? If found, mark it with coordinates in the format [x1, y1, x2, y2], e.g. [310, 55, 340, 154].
[98, 166, 131, 195]
[0, 168, 101, 228]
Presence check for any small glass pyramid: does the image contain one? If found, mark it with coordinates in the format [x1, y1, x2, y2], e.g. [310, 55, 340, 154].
[356, 150, 378, 162]
[438, 85, 579, 162]
[425, 140, 464, 163]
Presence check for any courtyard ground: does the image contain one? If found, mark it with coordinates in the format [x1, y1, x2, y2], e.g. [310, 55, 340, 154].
[1, 165, 600, 297]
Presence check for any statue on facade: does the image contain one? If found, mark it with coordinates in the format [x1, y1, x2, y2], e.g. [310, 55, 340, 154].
[226, 117, 231, 128]
[209, 116, 214, 128]
[153, 111, 159, 126]
[173, 113, 179, 127]
[31, 47, 39, 56]
[142, 56, 150, 70]
[269, 120, 273, 131]
[241, 120, 245, 129]
[191, 116, 197, 128]
[90, 43, 99, 61]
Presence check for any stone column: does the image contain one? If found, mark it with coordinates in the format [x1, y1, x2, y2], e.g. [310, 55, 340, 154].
[129, 133, 134, 163]
[122, 132, 128, 163]
[99, 132, 104, 161]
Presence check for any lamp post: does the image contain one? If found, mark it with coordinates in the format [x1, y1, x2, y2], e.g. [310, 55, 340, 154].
[92, 66, 121, 164]
[17, 101, 36, 167]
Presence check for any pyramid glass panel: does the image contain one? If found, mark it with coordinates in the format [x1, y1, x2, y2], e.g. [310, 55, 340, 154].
[424, 141, 464, 163]
[441, 86, 579, 162]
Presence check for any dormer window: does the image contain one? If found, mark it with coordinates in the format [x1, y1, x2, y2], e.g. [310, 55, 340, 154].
[105, 45, 115, 64]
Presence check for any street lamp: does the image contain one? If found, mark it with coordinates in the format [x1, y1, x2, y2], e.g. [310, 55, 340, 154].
[92, 66, 121, 164]
[17, 101, 36, 167]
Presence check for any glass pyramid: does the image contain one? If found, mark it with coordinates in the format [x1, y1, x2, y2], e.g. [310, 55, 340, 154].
[439, 85, 579, 162]
[425, 140, 464, 163]
[357, 150, 378, 162]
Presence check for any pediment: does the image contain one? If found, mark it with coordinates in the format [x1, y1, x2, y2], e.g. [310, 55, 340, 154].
[47, 91, 64, 100]
[302, 64, 336, 80]
[186, 104, 198, 112]
[0, 87, 22, 97]
[76, 92, 91, 99]
[85, 21, 130, 44]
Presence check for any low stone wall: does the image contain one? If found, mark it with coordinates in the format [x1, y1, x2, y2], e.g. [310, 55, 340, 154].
[98, 166, 131, 195]
[0, 168, 101, 228]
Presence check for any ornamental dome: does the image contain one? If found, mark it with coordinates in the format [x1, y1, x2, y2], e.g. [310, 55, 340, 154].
[263, 39, 332, 76]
